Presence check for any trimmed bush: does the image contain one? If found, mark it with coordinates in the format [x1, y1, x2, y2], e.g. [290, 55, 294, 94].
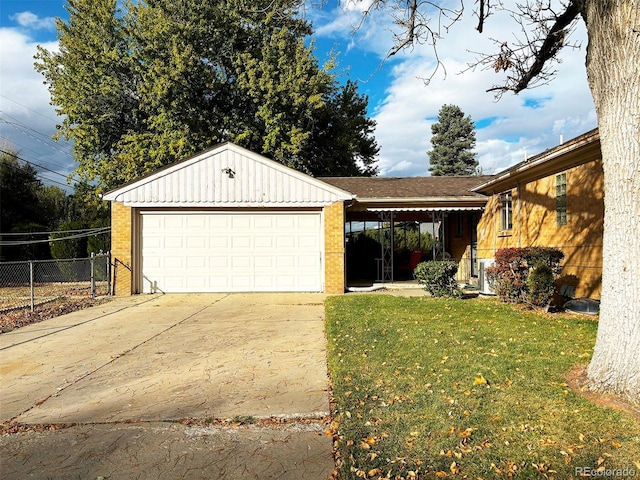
[485, 247, 564, 306]
[485, 248, 529, 303]
[526, 264, 555, 307]
[414, 261, 462, 297]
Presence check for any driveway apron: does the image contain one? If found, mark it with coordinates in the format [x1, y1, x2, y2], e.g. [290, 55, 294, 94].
[0, 293, 334, 479]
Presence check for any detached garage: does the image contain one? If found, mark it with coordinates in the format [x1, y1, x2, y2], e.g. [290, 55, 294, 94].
[104, 143, 352, 295]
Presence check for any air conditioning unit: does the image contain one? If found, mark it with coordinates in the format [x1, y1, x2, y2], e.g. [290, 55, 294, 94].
[478, 259, 495, 295]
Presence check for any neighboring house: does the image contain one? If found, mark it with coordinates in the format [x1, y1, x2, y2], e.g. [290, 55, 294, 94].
[104, 129, 603, 299]
[472, 128, 603, 299]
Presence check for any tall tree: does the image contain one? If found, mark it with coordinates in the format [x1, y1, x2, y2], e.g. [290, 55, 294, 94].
[302, 80, 379, 176]
[351, 1, 639, 403]
[428, 104, 478, 176]
[35, 0, 378, 191]
[0, 150, 49, 260]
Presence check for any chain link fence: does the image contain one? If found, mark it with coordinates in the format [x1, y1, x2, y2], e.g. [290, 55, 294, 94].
[0, 253, 111, 313]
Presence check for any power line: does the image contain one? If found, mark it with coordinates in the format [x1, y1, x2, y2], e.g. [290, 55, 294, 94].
[0, 157, 73, 191]
[2, 228, 107, 237]
[0, 148, 76, 185]
[0, 227, 111, 246]
[0, 112, 74, 160]
[0, 134, 75, 174]
[0, 94, 61, 125]
[35, 173, 76, 191]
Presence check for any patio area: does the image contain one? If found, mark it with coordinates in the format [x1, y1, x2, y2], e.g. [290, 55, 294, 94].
[344, 210, 479, 287]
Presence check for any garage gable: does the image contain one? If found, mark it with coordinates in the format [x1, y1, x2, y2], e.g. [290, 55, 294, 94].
[103, 143, 353, 206]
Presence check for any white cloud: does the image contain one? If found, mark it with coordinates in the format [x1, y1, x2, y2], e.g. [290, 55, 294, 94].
[0, 27, 75, 188]
[10, 11, 56, 31]
[313, 1, 597, 177]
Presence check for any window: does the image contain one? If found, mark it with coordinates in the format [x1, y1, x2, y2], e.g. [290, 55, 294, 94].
[500, 191, 513, 231]
[556, 173, 567, 226]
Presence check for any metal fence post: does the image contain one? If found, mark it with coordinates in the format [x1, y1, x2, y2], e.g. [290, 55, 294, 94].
[90, 252, 95, 298]
[30, 260, 34, 312]
[107, 251, 112, 296]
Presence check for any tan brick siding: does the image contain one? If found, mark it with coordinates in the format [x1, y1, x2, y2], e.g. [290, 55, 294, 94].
[477, 159, 604, 298]
[110, 202, 133, 295]
[324, 202, 346, 294]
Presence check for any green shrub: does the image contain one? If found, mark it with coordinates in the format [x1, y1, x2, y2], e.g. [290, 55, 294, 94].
[485, 248, 529, 303]
[414, 261, 462, 297]
[485, 247, 564, 306]
[526, 264, 555, 307]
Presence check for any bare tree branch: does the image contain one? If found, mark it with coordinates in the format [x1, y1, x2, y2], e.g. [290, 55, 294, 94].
[505, 1, 581, 92]
[463, 0, 582, 97]
[326, 0, 582, 98]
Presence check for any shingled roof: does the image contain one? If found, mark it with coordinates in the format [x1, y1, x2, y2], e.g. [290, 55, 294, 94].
[317, 175, 495, 199]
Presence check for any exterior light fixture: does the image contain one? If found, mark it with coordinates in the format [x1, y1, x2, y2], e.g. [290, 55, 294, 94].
[222, 168, 235, 179]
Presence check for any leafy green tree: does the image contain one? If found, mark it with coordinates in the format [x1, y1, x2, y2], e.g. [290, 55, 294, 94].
[0, 150, 49, 260]
[50, 220, 88, 261]
[428, 104, 478, 176]
[37, 186, 71, 225]
[302, 80, 379, 176]
[36, 0, 378, 191]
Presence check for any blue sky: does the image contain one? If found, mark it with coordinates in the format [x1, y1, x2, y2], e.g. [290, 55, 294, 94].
[0, 1, 597, 191]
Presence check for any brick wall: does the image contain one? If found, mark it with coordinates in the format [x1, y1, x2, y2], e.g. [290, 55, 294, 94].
[477, 159, 604, 298]
[324, 202, 346, 294]
[110, 202, 133, 295]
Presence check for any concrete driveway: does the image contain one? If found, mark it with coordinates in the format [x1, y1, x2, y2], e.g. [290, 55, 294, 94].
[0, 293, 334, 479]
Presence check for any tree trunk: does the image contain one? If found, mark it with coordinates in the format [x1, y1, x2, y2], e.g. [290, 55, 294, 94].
[583, 1, 640, 404]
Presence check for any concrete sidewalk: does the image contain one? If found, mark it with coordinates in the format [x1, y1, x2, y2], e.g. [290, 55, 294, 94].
[0, 293, 334, 479]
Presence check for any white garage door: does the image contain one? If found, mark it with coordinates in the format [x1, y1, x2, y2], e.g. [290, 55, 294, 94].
[141, 212, 323, 293]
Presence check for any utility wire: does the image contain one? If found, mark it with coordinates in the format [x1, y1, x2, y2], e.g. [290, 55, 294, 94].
[1, 227, 108, 237]
[0, 157, 73, 190]
[0, 115, 74, 164]
[0, 94, 61, 125]
[0, 228, 111, 246]
[0, 134, 75, 175]
[0, 148, 76, 186]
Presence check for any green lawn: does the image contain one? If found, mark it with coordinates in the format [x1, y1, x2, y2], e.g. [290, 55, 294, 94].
[325, 295, 640, 479]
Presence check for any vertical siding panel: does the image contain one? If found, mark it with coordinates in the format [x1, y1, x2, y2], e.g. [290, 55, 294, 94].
[219, 150, 226, 203]
[106, 145, 349, 206]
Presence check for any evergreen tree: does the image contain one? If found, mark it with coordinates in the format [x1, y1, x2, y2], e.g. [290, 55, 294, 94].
[36, 0, 378, 190]
[427, 104, 478, 176]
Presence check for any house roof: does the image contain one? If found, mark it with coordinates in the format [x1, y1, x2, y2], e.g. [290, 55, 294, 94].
[472, 128, 600, 194]
[317, 175, 495, 213]
[318, 175, 495, 200]
[103, 142, 353, 207]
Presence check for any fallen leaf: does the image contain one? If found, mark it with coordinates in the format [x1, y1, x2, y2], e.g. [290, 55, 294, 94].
[474, 375, 488, 386]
